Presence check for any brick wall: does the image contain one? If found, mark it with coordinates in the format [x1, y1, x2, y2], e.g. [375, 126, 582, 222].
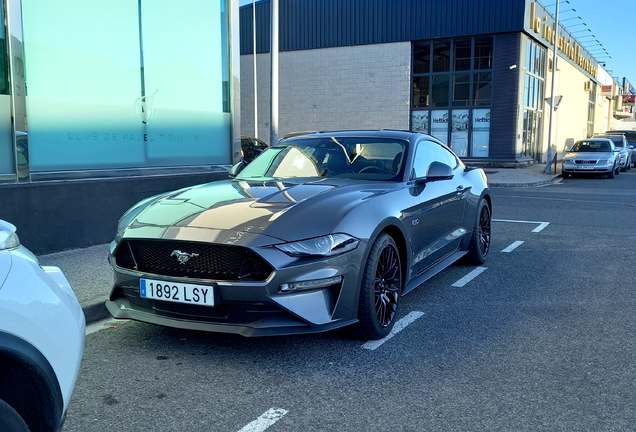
[240, 42, 411, 141]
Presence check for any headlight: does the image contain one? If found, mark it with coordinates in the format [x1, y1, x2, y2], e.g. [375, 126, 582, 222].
[0, 220, 20, 250]
[563, 159, 575, 164]
[275, 234, 359, 257]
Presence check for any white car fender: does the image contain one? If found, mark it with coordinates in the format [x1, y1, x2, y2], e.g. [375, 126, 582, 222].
[0, 250, 85, 411]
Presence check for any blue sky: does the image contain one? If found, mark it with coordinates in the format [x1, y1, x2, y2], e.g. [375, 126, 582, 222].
[548, 0, 636, 86]
[239, 0, 635, 87]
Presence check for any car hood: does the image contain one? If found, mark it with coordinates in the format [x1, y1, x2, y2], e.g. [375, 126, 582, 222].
[123, 178, 395, 242]
[564, 152, 615, 159]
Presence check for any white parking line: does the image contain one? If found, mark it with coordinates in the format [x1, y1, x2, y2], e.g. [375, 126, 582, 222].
[451, 267, 488, 287]
[501, 241, 524, 253]
[237, 408, 288, 432]
[361, 311, 425, 351]
[493, 219, 550, 233]
[532, 222, 550, 233]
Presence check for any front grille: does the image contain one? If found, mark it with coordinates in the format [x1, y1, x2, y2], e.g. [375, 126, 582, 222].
[575, 160, 597, 164]
[115, 240, 273, 281]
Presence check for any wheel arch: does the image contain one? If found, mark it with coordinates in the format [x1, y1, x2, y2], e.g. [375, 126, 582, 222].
[0, 331, 64, 432]
[350, 218, 411, 306]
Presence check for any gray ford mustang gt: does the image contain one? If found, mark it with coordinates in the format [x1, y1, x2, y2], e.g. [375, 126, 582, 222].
[106, 130, 491, 339]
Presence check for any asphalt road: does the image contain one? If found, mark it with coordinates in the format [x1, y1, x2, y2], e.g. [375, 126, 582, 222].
[64, 170, 636, 432]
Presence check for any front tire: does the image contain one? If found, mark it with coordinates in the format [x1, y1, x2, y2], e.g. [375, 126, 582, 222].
[352, 233, 402, 340]
[0, 399, 30, 432]
[607, 168, 615, 179]
[464, 199, 491, 265]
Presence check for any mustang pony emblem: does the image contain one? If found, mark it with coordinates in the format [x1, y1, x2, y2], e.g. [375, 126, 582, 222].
[171, 250, 199, 265]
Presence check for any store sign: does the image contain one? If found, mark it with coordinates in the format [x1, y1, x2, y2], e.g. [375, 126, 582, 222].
[529, 2, 598, 78]
[622, 94, 635, 105]
[601, 85, 613, 96]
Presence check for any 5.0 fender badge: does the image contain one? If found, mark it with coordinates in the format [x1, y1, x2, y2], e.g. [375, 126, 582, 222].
[171, 250, 199, 265]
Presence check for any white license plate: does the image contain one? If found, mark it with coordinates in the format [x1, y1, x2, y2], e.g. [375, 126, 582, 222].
[140, 278, 215, 306]
[579, 165, 594, 170]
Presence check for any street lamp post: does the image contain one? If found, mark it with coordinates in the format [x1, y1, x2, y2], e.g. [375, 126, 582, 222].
[546, 0, 560, 174]
[270, 0, 279, 144]
[253, 0, 258, 138]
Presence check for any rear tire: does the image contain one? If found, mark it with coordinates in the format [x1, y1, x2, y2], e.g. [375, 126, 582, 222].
[464, 199, 491, 265]
[352, 233, 402, 340]
[0, 399, 29, 432]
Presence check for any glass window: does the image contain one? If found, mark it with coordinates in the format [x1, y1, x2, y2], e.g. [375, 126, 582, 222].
[413, 76, 429, 108]
[21, 0, 232, 173]
[413, 140, 457, 178]
[454, 38, 471, 71]
[474, 36, 493, 70]
[413, 41, 431, 74]
[524, 74, 531, 107]
[432, 41, 451, 72]
[472, 109, 490, 157]
[431, 75, 449, 107]
[451, 109, 469, 157]
[430, 110, 449, 144]
[529, 78, 535, 109]
[473, 72, 491, 106]
[411, 111, 429, 133]
[0, 6, 13, 177]
[452, 74, 470, 106]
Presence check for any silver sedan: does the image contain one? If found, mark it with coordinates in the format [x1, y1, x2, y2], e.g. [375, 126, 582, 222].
[562, 139, 620, 179]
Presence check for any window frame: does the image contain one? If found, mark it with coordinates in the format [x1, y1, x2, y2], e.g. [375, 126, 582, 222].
[410, 36, 494, 158]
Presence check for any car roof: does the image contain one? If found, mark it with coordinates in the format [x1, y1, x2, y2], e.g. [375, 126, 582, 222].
[281, 129, 432, 142]
[595, 134, 624, 143]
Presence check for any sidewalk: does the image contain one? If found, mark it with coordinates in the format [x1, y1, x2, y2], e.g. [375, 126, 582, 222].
[38, 163, 563, 326]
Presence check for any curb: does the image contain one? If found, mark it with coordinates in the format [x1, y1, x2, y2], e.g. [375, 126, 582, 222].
[82, 301, 110, 326]
[490, 175, 561, 187]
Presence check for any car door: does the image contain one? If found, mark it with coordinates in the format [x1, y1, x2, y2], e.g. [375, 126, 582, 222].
[402, 140, 467, 277]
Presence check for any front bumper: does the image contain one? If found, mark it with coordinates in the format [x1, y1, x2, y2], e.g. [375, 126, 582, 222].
[107, 237, 368, 337]
[562, 161, 614, 174]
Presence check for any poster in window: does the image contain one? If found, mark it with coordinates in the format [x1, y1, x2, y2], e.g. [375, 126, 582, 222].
[472, 109, 490, 157]
[411, 111, 429, 133]
[451, 110, 469, 157]
[430, 110, 449, 145]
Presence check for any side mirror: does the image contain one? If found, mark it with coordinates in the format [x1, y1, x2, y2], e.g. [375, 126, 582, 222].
[228, 160, 247, 178]
[630, 145, 634, 150]
[415, 161, 453, 183]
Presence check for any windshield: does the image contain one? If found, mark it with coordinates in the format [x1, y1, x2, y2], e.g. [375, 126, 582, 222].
[571, 140, 611, 152]
[597, 135, 623, 147]
[236, 137, 407, 181]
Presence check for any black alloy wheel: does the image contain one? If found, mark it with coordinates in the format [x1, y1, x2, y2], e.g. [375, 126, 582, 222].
[374, 243, 401, 327]
[353, 233, 402, 340]
[464, 199, 491, 265]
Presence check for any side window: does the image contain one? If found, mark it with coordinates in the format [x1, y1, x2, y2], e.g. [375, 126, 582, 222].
[412, 140, 458, 178]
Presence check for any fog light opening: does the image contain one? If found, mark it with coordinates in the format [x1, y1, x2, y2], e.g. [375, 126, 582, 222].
[278, 276, 342, 293]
